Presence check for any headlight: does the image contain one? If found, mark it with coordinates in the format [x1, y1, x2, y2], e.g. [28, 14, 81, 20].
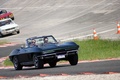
[2, 29, 6, 32]
[9, 14, 13, 17]
[1, 29, 6, 34]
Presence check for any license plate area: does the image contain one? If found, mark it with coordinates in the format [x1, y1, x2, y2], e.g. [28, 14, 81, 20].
[57, 55, 65, 59]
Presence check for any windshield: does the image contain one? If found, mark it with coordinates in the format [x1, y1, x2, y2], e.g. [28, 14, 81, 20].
[27, 36, 57, 47]
[0, 19, 12, 26]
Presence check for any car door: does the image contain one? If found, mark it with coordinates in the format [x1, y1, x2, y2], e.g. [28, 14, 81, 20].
[24, 47, 34, 62]
[18, 47, 29, 63]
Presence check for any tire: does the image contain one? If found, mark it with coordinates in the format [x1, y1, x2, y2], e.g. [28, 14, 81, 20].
[0, 33, 3, 38]
[17, 30, 20, 34]
[49, 61, 57, 67]
[33, 55, 44, 69]
[68, 54, 78, 65]
[12, 56, 22, 70]
[11, 17, 14, 20]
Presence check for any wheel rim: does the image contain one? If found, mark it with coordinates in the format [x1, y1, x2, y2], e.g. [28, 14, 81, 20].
[13, 57, 18, 68]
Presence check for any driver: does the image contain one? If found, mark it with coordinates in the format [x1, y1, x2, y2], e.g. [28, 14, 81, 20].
[44, 37, 48, 43]
[30, 39, 36, 46]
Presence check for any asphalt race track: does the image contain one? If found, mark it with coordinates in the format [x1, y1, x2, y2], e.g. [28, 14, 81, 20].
[0, 0, 120, 78]
[0, 59, 120, 78]
[0, 0, 120, 42]
[0, 44, 21, 58]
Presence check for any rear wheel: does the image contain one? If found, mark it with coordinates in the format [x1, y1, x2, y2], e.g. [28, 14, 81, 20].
[33, 55, 44, 69]
[68, 54, 78, 65]
[12, 56, 22, 70]
[49, 61, 57, 67]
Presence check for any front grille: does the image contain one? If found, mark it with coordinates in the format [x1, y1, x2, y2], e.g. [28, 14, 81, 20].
[55, 49, 65, 52]
[67, 50, 77, 54]
[5, 27, 15, 31]
[55, 49, 66, 55]
[44, 55, 55, 59]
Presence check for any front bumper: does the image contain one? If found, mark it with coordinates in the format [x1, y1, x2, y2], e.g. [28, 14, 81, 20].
[38, 50, 78, 60]
[1, 28, 19, 35]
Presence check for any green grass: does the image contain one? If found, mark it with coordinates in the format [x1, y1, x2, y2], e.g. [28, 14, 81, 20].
[3, 39, 120, 66]
[74, 39, 120, 60]
[3, 59, 13, 66]
[0, 40, 9, 45]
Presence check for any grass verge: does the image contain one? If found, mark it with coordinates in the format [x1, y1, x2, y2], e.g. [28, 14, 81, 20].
[3, 39, 120, 66]
[3, 58, 13, 66]
[0, 40, 9, 45]
[75, 39, 120, 60]
[0, 40, 12, 66]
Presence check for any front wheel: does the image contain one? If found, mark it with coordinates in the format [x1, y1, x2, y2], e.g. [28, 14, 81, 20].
[11, 17, 14, 20]
[12, 56, 22, 70]
[68, 54, 78, 65]
[49, 61, 57, 67]
[17, 30, 20, 34]
[0, 33, 3, 38]
[33, 55, 44, 69]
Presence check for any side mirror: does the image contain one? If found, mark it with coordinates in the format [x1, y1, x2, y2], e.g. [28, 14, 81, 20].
[21, 45, 24, 48]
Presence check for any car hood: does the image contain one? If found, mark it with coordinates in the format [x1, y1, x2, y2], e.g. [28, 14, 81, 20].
[0, 23, 18, 30]
[38, 42, 79, 51]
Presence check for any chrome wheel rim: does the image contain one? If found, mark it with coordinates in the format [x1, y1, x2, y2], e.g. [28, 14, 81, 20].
[13, 57, 18, 68]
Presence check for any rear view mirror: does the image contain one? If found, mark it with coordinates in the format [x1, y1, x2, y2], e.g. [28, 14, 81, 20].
[57, 39, 61, 43]
[21, 44, 26, 48]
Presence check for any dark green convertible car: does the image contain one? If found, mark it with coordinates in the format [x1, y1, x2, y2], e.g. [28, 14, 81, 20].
[9, 35, 79, 70]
